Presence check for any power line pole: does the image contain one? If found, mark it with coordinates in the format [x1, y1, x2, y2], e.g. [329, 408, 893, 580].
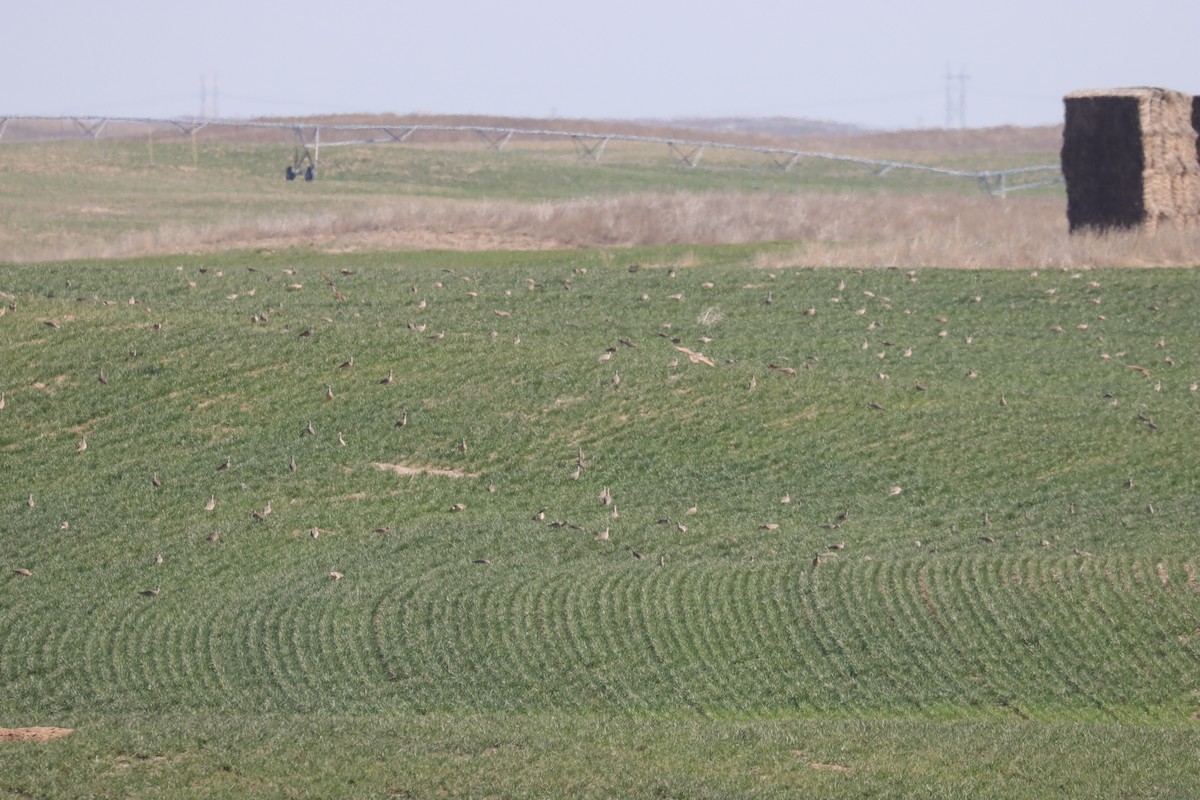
[199, 74, 219, 119]
[945, 64, 968, 129]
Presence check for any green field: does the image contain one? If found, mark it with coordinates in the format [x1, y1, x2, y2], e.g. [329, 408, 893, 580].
[3, 244, 1200, 796]
[0, 133, 1066, 262]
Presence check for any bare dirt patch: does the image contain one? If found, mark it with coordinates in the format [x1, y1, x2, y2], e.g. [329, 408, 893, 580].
[0, 727, 74, 742]
[374, 462, 478, 479]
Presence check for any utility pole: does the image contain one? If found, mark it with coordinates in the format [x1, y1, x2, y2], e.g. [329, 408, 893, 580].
[945, 64, 968, 129]
[199, 74, 219, 119]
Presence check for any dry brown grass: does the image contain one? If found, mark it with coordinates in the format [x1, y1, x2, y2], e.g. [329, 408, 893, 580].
[51, 191, 1195, 270]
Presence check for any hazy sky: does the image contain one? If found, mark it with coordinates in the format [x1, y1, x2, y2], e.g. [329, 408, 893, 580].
[3, 0, 1197, 130]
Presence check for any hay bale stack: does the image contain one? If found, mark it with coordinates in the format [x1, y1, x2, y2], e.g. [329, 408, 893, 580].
[1062, 88, 1200, 233]
[1194, 95, 1200, 165]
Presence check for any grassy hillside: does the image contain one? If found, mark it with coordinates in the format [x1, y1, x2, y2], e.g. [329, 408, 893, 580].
[4, 247, 1200, 796]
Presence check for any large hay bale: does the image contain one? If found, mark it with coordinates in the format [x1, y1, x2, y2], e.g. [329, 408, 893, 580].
[1194, 95, 1200, 165]
[1062, 88, 1200, 233]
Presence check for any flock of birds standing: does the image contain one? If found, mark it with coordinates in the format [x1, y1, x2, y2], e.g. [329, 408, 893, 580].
[4, 265, 1180, 595]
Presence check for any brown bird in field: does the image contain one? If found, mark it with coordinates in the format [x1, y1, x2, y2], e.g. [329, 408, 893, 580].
[140, 586, 161, 597]
[599, 486, 612, 506]
[306, 421, 316, 436]
[685, 505, 698, 517]
[569, 465, 581, 480]
[27, 494, 35, 508]
[380, 371, 394, 385]
[612, 372, 621, 387]
[152, 473, 161, 488]
[533, 508, 546, 521]
[0, 392, 5, 410]
[451, 503, 466, 512]
[76, 439, 88, 453]
[677, 523, 688, 533]
[289, 455, 297, 473]
[595, 528, 610, 542]
[338, 357, 353, 369]
[205, 495, 216, 512]
[812, 554, 821, 568]
[396, 411, 408, 428]
[631, 550, 644, 560]
[98, 368, 108, 385]
[338, 432, 347, 447]
[759, 523, 780, 531]
[325, 385, 334, 401]
[459, 438, 468, 454]
[472, 559, 492, 566]
[12, 568, 32, 577]
[979, 536, 995, 544]
[328, 571, 344, 580]
[154, 553, 164, 565]
[59, 521, 69, 530]
[781, 493, 791, 504]
[217, 456, 230, 472]
[1073, 548, 1093, 558]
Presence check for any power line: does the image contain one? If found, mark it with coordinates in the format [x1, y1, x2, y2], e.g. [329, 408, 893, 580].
[945, 65, 969, 129]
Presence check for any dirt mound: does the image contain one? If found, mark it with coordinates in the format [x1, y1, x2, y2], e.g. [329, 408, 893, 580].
[0, 727, 74, 742]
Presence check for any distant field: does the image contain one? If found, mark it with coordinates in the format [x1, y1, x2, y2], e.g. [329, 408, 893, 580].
[0, 118, 1084, 266]
[4, 247, 1200, 797]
